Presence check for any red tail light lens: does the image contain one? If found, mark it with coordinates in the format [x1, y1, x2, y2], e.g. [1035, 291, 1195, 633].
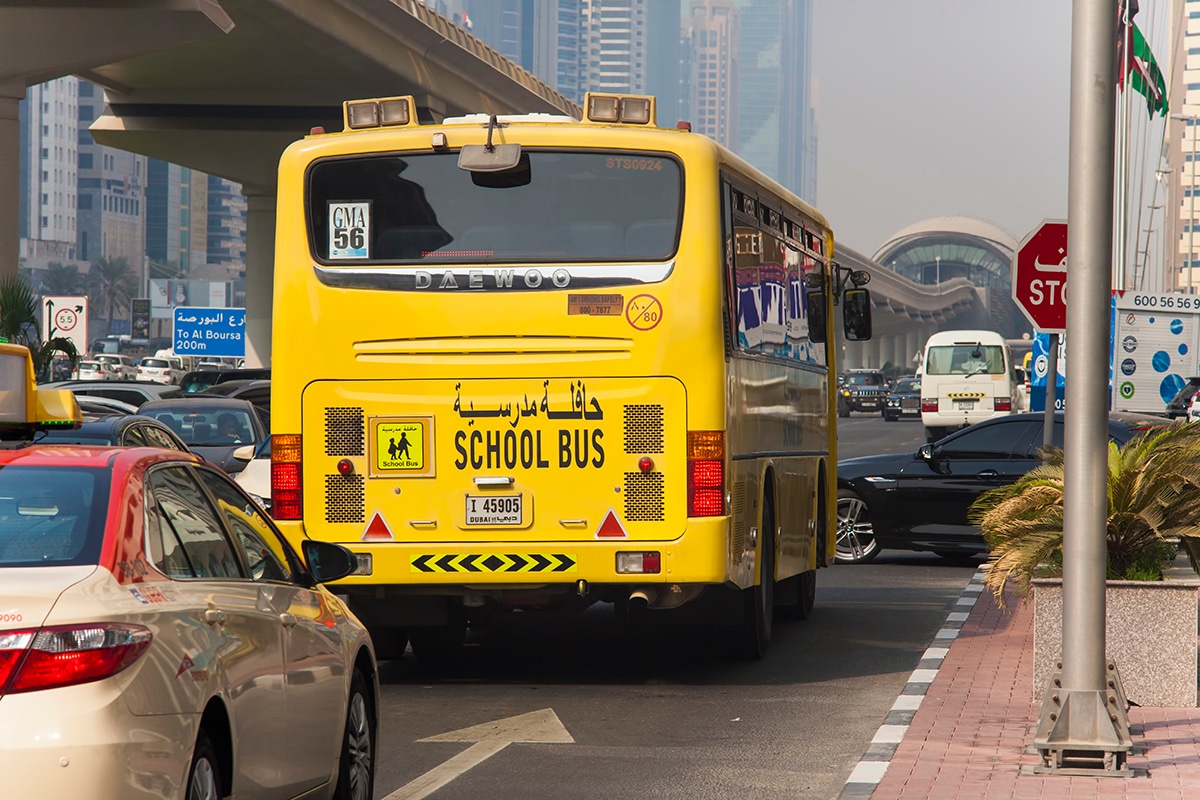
[921, 398, 938, 413]
[1, 624, 151, 695]
[687, 431, 725, 517]
[994, 397, 1012, 412]
[271, 434, 303, 520]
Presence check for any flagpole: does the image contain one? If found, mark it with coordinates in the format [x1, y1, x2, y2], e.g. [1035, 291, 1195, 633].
[1118, 4, 1134, 290]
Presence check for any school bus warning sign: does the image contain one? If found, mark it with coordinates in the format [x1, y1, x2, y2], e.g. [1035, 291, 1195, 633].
[371, 417, 434, 476]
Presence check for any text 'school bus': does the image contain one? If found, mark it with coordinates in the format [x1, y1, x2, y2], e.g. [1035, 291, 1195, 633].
[269, 93, 872, 663]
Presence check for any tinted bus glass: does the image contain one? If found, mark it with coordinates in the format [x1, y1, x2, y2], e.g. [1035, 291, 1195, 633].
[307, 152, 682, 264]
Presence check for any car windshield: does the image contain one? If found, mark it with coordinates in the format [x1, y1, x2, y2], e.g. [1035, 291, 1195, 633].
[894, 379, 920, 393]
[925, 345, 1006, 375]
[0, 466, 110, 567]
[147, 408, 257, 446]
[845, 373, 884, 386]
[141, 359, 169, 369]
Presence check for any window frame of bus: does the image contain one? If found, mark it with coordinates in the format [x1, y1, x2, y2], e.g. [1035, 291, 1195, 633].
[303, 149, 686, 266]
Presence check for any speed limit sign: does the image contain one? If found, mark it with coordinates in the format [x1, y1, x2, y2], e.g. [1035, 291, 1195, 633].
[55, 307, 79, 332]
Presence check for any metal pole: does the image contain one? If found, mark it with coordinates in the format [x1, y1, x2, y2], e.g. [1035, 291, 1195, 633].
[1033, 0, 1131, 773]
[1043, 333, 1058, 450]
[1192, 121, 1197, 293]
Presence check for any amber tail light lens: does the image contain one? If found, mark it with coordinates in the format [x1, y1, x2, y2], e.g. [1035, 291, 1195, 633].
[687, 431, 725, 517]
[271, 434, 303, 520]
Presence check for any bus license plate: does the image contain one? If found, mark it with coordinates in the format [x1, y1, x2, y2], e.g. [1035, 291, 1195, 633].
[955, 400, 976, 411]
[465, 494, 524, 526]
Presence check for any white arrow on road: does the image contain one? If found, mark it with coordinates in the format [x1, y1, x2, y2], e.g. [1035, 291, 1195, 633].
[381, 708, 574, 800]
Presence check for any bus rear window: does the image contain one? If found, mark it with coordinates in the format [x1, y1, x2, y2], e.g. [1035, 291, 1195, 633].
[925, 345, 1006, 375]
[307, 151, 682, 264]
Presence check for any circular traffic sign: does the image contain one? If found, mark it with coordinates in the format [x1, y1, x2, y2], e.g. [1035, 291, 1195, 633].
[54, 308, 79, 332]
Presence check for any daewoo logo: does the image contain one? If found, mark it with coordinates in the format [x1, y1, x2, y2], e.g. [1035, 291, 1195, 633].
[414, 268, 573, 290]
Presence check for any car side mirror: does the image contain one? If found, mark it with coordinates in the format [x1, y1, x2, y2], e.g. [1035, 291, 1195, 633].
[232, 444, 255, 462]
[918, 443, 934, 461]
[302, 540, 358, 584]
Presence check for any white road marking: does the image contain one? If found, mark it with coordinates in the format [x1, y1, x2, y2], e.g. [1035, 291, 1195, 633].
[382, 708, 574, 800]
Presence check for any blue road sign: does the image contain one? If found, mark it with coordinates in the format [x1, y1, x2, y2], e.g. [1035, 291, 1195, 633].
[173, 307, 246, 358]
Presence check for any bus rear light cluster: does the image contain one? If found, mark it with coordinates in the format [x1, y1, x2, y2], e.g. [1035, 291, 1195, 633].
[921, 399, 939, 413]
[994, 397, 1012, 412]
[584, 93, 655, 125]
[616, 552, 661, 574]
[271, 434, 303, 520]
[344, 96, 416, 130]
[687, 431, 725, 517]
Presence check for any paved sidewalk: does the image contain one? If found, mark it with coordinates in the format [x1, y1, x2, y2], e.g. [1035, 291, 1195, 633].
[843, 569, 1200, 799]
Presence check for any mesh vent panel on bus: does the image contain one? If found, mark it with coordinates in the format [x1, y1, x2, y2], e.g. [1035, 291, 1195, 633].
[622, 404, 664, 453]
[623, 472, 665, 521]
[730, 482, 746, 564]
[325, 408, 364, 456]
[324, 474, 365, 524]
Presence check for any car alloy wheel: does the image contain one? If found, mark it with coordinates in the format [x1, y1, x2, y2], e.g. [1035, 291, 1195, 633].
[187, 732, 221, 800]
[836, 488, 879, 564]
[336, 670, 375, 800]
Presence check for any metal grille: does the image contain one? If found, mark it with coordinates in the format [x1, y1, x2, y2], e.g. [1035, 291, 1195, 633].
[324, 474, 364, 524]
[623, 472, 664, 521]
[325, 407, 364, 456]
[623, 404, 664, 454]
[730, 483, 746, 564]
[901, 398, 919, 409]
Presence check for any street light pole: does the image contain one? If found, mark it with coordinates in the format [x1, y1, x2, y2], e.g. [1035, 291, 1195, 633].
[1157, 168, 1175, 291]
[935, 255, 940, 285]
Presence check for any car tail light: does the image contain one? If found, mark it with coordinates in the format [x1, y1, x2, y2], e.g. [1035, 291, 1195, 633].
[994, 397, 1012, 412]
[0, 624, 151, 696]
[272, 434, 303, 520]
[687, 431, 725, 517]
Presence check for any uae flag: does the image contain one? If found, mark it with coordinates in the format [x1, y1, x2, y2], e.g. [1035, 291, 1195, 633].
[1118, 21, 1167, 119]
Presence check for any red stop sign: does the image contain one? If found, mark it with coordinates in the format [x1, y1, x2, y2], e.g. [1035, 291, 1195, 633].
[1012, 220, 1067, 333]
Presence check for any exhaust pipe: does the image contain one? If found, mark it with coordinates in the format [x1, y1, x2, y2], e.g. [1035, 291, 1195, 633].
[627, 588, 657, 609]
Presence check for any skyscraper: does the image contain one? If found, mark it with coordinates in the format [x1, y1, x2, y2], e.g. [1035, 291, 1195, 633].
[18, 76, 79, 264]
[582, 0, 647, 95]
[685, 1, 737, 148]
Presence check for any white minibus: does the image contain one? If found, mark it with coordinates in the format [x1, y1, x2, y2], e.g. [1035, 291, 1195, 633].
[918, 330, 1019, 442]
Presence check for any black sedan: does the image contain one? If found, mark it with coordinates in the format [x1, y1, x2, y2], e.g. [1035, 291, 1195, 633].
[883, 377, 922, 421]
[835, 411, 1174, 563]
[32, 412, 191, 451]
[138, 397, 268, 474]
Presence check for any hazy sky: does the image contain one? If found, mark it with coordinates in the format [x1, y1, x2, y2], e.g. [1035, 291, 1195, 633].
[812, 1, 1073, 256]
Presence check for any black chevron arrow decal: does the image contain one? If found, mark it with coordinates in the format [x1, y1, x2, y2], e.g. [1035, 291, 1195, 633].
[552, 553, 576, 572]
[505, 554, 529, 572]
[529, 553, 552, 572]
[435, 554, 457, 572]
[460, 554, 482, 572]
[412, 555, 435, 573]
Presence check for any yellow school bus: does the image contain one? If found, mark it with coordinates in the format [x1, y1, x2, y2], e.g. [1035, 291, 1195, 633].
[270, 93, 872, 662]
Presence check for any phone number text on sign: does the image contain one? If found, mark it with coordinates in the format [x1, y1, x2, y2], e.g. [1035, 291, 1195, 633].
[1128, 293, 1200, 310]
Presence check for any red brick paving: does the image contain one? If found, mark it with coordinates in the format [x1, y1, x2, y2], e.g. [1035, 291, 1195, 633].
[873, 586, 1200, 799]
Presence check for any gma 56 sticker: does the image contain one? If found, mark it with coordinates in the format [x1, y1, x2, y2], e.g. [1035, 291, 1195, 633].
[370, 417, 434, 477]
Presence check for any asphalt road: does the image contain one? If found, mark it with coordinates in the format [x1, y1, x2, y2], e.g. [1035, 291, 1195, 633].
[370, 412, 979, 800]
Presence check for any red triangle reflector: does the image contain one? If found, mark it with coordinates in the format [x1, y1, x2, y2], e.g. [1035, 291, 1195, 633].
[361, 511, 394, 542]
[595, 509, 628, 539]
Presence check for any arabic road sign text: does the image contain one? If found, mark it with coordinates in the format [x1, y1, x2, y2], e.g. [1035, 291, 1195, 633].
[173, 307, 246, 357]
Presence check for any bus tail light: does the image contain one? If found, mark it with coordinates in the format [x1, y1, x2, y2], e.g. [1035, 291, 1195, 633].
[687, 431, 725, 517]
[994, 397, 1012, 412]
[616, 552, 661, 574]
[921, 398, 938, 413]
[271, 434, 303, 520]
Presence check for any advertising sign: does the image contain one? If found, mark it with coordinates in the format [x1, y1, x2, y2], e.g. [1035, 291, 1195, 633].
[173, 307, 246, 358]
[1110, 291, 1200, 412]
[131, 298, 150, 344]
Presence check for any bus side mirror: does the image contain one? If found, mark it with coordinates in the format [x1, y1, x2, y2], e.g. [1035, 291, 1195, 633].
[843, 288, 873, 341]
[806, 289, 827, 344]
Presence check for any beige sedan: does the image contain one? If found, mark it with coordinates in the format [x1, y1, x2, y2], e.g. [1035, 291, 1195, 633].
[0, 445, 377, 800]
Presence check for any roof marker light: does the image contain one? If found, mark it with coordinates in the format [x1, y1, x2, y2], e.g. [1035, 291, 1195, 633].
[346, 101, 379, 129]
[379, 98, 411, 126]
[620, 97, 651, 124]
[587, 94, 620, 122]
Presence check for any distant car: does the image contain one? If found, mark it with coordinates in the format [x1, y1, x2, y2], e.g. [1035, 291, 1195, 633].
[42, 380, 183, 409]
[883, 377, 922, 421]
[200, 378, 271, 415]
[33, 412, 190, 451]
[135, 356, 183, 385]
[93, 353, 138, 380]
[71, 396, 140, 416]
[0, 445, 377, 799]
[1166, 376, 1200, 419]
[179, 368, 271, 394]
[837, 368, 889, 417]
[76, 360, 119, 382]
[835, 411, 1176, 564]
[138, 397, 269, 474]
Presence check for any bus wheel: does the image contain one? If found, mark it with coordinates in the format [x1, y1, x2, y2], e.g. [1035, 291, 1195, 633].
[728, 500, 775, 658]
